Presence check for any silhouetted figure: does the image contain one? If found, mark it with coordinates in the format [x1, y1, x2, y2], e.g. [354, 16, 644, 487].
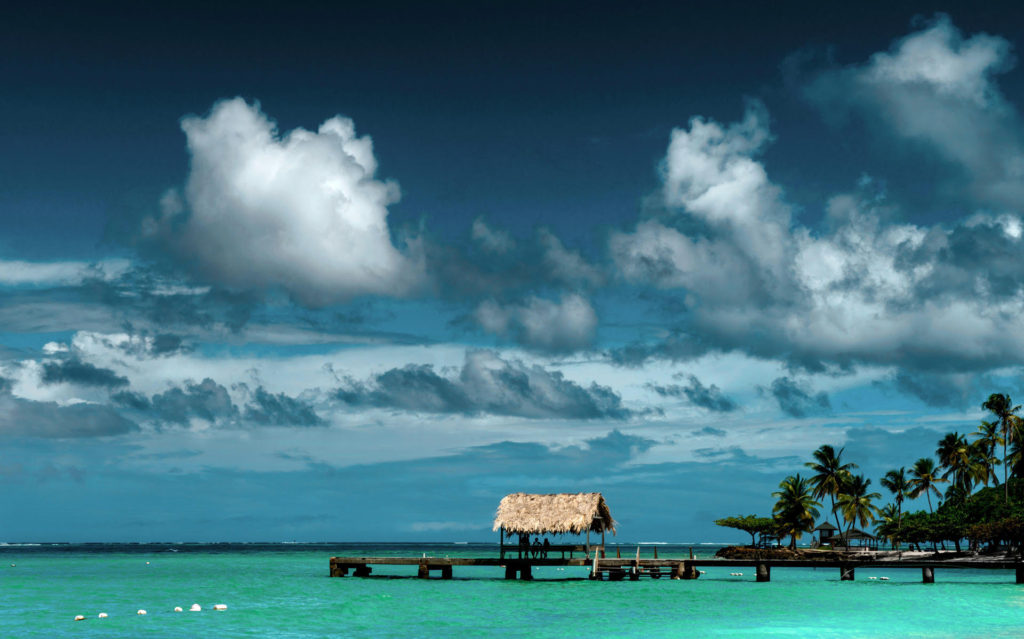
[542, 538, 551, 559]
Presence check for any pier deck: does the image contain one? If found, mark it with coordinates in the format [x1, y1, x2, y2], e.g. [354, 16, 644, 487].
[329, 555, 1024, 582]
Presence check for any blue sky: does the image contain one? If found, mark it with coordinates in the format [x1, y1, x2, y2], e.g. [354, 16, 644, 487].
[3, 1, 1024, 542]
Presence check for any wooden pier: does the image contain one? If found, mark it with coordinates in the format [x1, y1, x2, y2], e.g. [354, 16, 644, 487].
[329, 554, 1024, 583]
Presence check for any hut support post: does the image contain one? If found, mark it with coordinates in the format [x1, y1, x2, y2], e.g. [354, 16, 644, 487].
[1017, 564, 1024, 584]
[441, 566, 453, 580]
[418, 563, 430, 579]
[499, 526, 504, 560]
[520, 563, 532, 581]
[922, 567, 934, 583]
[353, 564, 371, 577]
[586, 529, 591, 558]
[505, 564, 517, 580]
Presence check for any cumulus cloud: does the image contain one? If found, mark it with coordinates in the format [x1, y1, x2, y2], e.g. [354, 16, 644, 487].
[242, 385, 322, 427]
[337, 350, 635, 419]
[144, 98, 424, 306]
[40, 359, 128, 388]
[474, 293, 597, 352]
[764, 377, 830, 418]
[611, 89, 1024, 374]
[807, 14, 1024, 207]
[116, 378, 237, 425]
[647, 374, 737, 412]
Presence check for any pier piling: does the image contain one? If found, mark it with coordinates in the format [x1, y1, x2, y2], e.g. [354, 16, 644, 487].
[756, 563, 770, 582]
[1016, 564, 1024, 584]
[922, 567, 934, 583]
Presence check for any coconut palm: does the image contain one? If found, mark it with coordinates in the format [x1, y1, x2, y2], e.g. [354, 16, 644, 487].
[772, 474, 821, 550]
[880, 467, 910, 531]
[875, 503, 900, 549]
[936, 432, 976, 494]
[973, 420, 1003, 486]
[908, 457, 947, 513]
[805, 445, 857, 535]
[836, 474, 881, 534]
[982, 393, 1021, 502]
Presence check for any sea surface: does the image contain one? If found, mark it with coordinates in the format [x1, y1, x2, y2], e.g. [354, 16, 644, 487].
[2, 542, 1023, 638]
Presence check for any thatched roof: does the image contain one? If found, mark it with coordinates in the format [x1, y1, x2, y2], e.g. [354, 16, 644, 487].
[836, 528, 876, 541]
[493, 492, 616, 535]
[815, 521, 839, 531]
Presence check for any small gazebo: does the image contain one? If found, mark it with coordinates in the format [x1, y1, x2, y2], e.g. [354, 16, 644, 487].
[493, 492, 615, 559]
[814, 521, 839, 547]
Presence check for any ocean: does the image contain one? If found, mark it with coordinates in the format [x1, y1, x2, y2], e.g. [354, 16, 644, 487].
[2, 543, 1022, 638]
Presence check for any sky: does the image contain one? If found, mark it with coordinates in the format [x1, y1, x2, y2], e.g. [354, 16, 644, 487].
[3, 0, 1024, 542]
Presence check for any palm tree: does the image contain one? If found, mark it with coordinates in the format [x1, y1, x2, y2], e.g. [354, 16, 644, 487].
[836, 474, 881, 535]
[875, 503, 900, 549]
[909, 457, 947, 513]
[805, 445, 857, 535]
[936, 432, 976, 494]
[772, 474, 821, 550]
[973, 420, 1003, 486]
[880, 467, 910, 531]
[982, 393, 1021, 502]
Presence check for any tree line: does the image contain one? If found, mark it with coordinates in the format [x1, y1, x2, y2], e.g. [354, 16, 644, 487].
[716, 393, 1024, 552]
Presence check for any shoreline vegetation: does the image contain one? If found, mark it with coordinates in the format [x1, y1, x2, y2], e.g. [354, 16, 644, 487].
[716, 392, 1024, 557]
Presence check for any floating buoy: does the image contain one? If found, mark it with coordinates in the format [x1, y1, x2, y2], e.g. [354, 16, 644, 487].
[174, 606, 183, 612]
[146, 561, 150, 565]
[869, 576, 877, 580]
[190, 603, 201, 612]
[213, 604, 227, 611]
[880, 576, 890, 581]
[137, 609, 147, 615]
[74, 615, 85, 621]
[98, 612, 108, 618]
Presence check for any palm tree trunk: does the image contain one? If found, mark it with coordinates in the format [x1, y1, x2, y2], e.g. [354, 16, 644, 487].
[1005, 432, 1009, 503]
[831, 494, 843, 538]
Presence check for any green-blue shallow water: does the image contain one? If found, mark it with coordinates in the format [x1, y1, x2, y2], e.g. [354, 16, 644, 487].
[3, 543, 1024, 638]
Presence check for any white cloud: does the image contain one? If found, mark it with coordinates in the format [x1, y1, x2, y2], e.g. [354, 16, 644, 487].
[810, 15, 1024, 207]
[145, 98, 424, 306]
[0, 258, 131, 287]
[612, 98, 1024, 371]
[475, 293, 597, 352]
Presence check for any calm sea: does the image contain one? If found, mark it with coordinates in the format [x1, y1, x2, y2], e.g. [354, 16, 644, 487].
[2, 542, 1022, 638]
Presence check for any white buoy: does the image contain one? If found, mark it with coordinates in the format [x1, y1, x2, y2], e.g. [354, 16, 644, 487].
[74, 615, 85, 621]
[880, 576, 890, 581]
[98, 612, 108, 618]
[869, 576, 877, 580]
[190, 603, 201, 612]
[146, 561, 150, 565]
[137, 609, 147, 615]
[174, 606, 183, 612]
[213, 604, 227, 611]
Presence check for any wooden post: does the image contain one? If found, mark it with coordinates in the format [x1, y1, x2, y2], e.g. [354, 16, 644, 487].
[591, 554, 599, 580]
[756, 563, 770, 582]
[330, 561, 348, 577]
[840, 565, 855, 581]
[922, 567, 934, 583]
[353, 564, 372, 577]
[586, 528, 591, 558]
[629, 564, 640, 581]
[653, 546, 658, 559]
[689, 547, 694, 560]
[418, 563, 430, 579]
[1017, 564, 1024, 584]
[616, 546, 621, 558]
[672, 562, 685, 579]
[499, 526, 504, 560]
[441, 565, 453, 580]
[520, 563, 533, 581]
[505, 564, 517, 580]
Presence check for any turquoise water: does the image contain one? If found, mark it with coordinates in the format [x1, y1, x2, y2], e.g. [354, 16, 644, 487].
[3, 544, 1024, 638]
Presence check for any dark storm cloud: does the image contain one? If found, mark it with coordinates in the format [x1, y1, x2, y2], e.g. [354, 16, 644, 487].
[337, 350, 637, 420]
[0, 395, 138, 438]
[765, 377, 831, 418]
[40, 359, 129, 388]
[647, 374, 737, 412]
[879, 371, 985, 409]
[242, 386, 322, 427]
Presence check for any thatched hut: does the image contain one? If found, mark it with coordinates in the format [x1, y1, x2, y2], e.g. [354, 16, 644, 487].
[493, 492, 615, 559]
